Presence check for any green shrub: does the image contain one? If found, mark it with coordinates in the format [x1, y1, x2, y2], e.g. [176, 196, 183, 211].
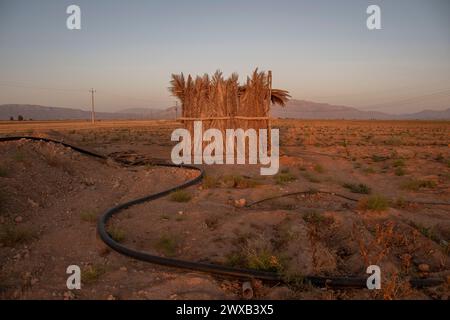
[155, 235, 179, 257]
[401, 179, 437, 191]
[107, 227, 126, 243]
[170, 190, 192, 202]
[82, 265, 106, 284]
[275, 171, 297, 185]
[343, 183, 371, 194]
[222, 175, 259, 189]
[358, 195, 389, 211]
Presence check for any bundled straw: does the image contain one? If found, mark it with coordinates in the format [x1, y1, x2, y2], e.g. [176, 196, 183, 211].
[169, 69, 290, 156]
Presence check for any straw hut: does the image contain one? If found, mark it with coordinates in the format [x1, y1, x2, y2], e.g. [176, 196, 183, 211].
[170, 68, 289, 128]
[169, 69, 290, 154]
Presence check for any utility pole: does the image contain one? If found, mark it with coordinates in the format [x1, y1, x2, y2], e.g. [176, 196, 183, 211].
[175, 101, 178, 120]
[89, 88, 96, 124]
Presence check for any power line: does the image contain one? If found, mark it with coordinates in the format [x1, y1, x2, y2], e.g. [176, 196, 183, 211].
[0, 81, 86, 92]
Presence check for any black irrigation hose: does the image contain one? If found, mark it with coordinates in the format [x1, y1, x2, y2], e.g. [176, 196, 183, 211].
[0, 136, 446, 289]
[247, 190, 450, 207]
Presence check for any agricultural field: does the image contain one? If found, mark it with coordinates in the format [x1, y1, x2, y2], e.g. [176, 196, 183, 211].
[0, 119, 449, 300]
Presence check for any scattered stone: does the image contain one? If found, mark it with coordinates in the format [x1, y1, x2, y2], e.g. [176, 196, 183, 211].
[14, 216, 23, 223]
[63, 291, 75, 300]
[418, 264, 430, 272]
[234, 198, 246, 208]
[27, 198, 39, 208]
[106, 294, 116, 300]
[119, 267, 127, 272]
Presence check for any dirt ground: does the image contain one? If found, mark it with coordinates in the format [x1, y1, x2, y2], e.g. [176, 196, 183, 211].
[0, 119, 449, 300]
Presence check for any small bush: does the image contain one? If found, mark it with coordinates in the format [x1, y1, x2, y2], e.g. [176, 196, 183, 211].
[247, 249, 282, 272]
[155, 235, 179, 257]
[313, 164, 325, 173]
[170, 190, 192, 202]
[343, 183, 371, 194]
[275, 171, 297, 185]
[301, 172, 320, 183]
[358, 195, 389, 211]
[80, 210, 97, 223]
[394, 167, 405, 176]
[222, 175, 259, 189]
[202, 175, 219, 189]
[362, 167, 376, 174]
[401, 179, 437, 191]
[226, 249, 282, 273]
[372, 155, 389, 162]
[303, 210, 333, 225]
[409, 222, 440, 243]
[393, 159, 405, 167]
[82, 265, 106, 284]
[0, 224, 35, 247]
[107, 227, 126, 243]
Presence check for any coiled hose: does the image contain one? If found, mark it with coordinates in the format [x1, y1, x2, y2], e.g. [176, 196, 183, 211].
[0, 136, 445, 289]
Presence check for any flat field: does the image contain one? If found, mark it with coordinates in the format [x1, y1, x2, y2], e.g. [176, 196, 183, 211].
[0, 119, 449, 299]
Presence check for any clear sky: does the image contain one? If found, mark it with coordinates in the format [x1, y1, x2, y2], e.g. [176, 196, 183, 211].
[0, 0, 449, 113]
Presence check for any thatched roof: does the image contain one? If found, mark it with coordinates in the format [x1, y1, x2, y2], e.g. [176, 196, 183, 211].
[169, 69, 290, 108]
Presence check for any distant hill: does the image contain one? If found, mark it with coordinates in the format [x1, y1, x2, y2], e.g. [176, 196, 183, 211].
[396, 108, 450, 120]
[0, 104, 175, 120]
[116, 107, 177, 119]
[272, 100, 391, 119]
[272, 100, 450, 120]
[1, 102, 449, 121]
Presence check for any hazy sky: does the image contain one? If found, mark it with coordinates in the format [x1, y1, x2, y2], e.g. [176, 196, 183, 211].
[1, 0, 449, 113]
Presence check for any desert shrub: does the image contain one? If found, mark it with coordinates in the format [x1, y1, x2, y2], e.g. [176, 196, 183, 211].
[301, 172, 320, 183]
[246, 248, 282, 272]
[401, 179, 437, 191]
[202, 175, 219, 189]
[313, 164, 325, 173]
[394, 167, 406, 176]
[107, 227, 126, 243]
[384, 137, 402, 146]
[303, 210, 326, 225]
[155, 235, 179, 257]
[226, 249, 282, 273]
[80, 210, 97, 223]
[170, 190, 192, 202]
[362, 167, 376, 174]
[343, 183, 371, 194]
[275, 170, 297, 185]
[0, 224, 35, 247]
[358, 195, 389, 211]
[222, 175, 259, 189]
[393, 159, 405, 167]
[82, 265, 106, 284]
[409, 222, 440, 243]
[372, 155, 389, 162]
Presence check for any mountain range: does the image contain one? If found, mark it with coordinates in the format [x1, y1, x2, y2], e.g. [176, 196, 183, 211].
[1, 101, 449, 121]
